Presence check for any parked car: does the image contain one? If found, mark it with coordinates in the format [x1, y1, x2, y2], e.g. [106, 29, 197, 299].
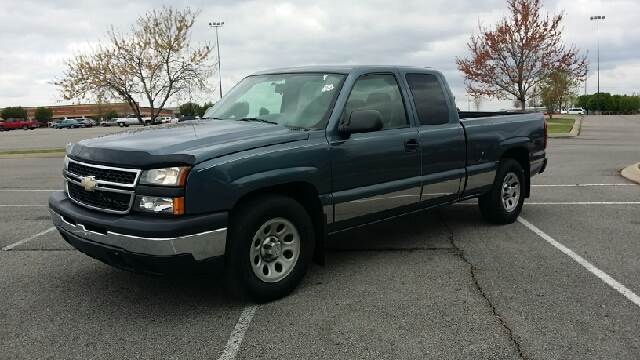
[567, 108, 585, 115]
[54, 119, 85, 129]
[159, 116, 178, 124]
[80, 119, 96, 127]
[115, 115, 161, 127]
[49, 66, 547, 302]
[101, 119, 119, 127]
[0, 118, 38, 131]
[114, 115, 141, 127]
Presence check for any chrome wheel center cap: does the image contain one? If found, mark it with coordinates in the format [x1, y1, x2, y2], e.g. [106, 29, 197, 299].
[261, 236, 281, 261]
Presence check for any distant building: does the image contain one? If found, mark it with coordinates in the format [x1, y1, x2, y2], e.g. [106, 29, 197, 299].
[21, 103, 175, 120]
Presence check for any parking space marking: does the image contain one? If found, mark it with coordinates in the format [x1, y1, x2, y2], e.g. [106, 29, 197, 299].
[2, 226, 56, 251]
[455, 202, 640, 206]
[518, 217, 640, 308]
[218, 305, 258, 360]
[532, 184, 636, 187]
[0, 205, 48, 207]
[0, 189, 58, 192]
[526, 201, 640, 205]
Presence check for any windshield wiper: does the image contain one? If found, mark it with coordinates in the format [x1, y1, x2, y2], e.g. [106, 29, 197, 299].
[236, 117, 279, 125]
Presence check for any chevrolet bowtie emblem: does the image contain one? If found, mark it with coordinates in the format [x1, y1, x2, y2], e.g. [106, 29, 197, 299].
[80, 176, 98, 192]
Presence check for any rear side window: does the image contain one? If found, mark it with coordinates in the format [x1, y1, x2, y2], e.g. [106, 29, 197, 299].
[405, 74, 450, 126]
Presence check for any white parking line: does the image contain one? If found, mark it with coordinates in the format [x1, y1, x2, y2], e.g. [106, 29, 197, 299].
[0, 189, 58, 192]
[0, 205, 48, 207]
[518, 217, 640, 308]
[526, 202, 640, 205]
[218, 305, 258, 360]
[455, 201, 640, 206]
[2, 226, 56, 251]
[532, 183, 636, 187]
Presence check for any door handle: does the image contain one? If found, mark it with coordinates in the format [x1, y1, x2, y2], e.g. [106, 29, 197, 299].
[404, 139, 419, 152]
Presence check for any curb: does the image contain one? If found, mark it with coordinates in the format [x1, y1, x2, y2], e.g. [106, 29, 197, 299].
[621, 163, 640, 185]
[548, 116, 582, 138]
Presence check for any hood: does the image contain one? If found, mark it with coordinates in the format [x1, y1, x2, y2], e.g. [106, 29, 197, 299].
[68, 120, 310, 168]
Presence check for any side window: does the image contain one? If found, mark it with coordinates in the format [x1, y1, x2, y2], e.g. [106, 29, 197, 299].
[345, 74, 408, 129]
[405, 74, 450, 126]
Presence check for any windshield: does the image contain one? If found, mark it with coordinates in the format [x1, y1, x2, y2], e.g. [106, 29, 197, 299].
[203, 73, 345, 129]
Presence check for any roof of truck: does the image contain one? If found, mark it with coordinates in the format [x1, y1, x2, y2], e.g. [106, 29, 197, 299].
[252, 65, 436, 75]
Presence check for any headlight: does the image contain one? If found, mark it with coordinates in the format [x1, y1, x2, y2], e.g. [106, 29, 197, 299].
[136, 196, 184, 215]
[139, 167, 190, 186]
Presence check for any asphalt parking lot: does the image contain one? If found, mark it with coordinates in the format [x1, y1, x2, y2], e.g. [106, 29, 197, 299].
[0, 126, 127, 151]
[1, 115, 639, 359]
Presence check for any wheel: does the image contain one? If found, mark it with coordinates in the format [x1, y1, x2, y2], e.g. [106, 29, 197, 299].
[478, 158, 525, 224]
[23, 125, 28, 130]
[118, 123, 124, 127]
[225, 194, 315, 302]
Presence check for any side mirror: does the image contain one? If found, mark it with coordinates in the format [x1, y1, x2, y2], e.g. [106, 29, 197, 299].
[339, 109, 383, 136]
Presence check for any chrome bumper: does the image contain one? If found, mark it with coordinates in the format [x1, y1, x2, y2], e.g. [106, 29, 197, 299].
[50, 210, 227, 260]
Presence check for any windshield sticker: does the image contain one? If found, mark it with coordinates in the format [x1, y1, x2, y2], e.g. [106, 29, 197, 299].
[321, 84, 334, 93]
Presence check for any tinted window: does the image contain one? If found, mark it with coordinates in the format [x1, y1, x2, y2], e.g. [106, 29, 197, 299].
[405, 74, 450, 126]
[345, 74, 408, 129]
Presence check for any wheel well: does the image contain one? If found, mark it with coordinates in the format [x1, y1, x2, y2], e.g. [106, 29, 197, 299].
[501, 147, 530, 197]
[232, 182, 325, 263]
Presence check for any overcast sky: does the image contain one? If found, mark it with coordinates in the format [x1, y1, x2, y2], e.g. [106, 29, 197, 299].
[1, 0, 638, 110]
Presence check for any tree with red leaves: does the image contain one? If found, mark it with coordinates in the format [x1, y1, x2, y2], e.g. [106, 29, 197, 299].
[456, 0, 587, 110]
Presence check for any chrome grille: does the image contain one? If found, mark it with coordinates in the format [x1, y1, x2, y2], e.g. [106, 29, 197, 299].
[64, 157, 140, 214]
[66, 158, 139, 186]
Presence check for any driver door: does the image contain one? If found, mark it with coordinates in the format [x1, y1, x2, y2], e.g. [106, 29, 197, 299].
[330, 73, 421, 228]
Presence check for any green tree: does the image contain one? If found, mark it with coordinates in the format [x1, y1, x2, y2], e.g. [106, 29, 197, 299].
[179, 102, 202, 118]
[539, 70, 576, 118]
[103, 110, 119, 120]
[1, 106, 28, 120]
[34, 107, 53, 124]
[198, 101, 214, 118]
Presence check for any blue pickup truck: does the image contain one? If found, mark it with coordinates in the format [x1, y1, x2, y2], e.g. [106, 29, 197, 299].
[49, 66, 547, 301]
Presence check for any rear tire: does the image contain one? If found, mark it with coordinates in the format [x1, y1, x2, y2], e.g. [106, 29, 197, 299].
[118, 123, 124, 127]
[225, 194, 315, 302]
[478, 158, 525, 224]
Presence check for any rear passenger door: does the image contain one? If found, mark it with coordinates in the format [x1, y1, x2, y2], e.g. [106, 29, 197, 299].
[404, 73, 466, 205]
[330, 73, 421, 227]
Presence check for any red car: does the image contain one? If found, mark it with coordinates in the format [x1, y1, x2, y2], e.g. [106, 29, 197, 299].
[0, 118, 38, 131]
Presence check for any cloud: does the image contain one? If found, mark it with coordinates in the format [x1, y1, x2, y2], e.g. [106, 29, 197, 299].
[0, 0, 638, 110]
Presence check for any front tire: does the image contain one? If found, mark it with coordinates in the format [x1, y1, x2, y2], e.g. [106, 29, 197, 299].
[225, 194, 315, 302]
[478, 158, 525, 224]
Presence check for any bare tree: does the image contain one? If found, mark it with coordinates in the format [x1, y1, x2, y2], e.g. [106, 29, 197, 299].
[456, 0, 587, 110]
[57, 7, 213, 123]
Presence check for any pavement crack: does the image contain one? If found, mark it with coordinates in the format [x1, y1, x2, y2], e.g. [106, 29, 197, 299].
[437, 210, 527, 360]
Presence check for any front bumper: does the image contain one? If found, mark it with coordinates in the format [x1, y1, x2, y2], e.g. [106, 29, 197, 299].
[49, 191, 228, 263]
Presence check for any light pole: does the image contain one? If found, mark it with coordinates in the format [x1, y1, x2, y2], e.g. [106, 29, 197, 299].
[590, 15, 605, 113]
[209, 21, 224, 99]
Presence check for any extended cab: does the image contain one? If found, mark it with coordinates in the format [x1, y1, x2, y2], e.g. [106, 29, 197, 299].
[0, 118, 38, 130]
[49, 66, 547, 301]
